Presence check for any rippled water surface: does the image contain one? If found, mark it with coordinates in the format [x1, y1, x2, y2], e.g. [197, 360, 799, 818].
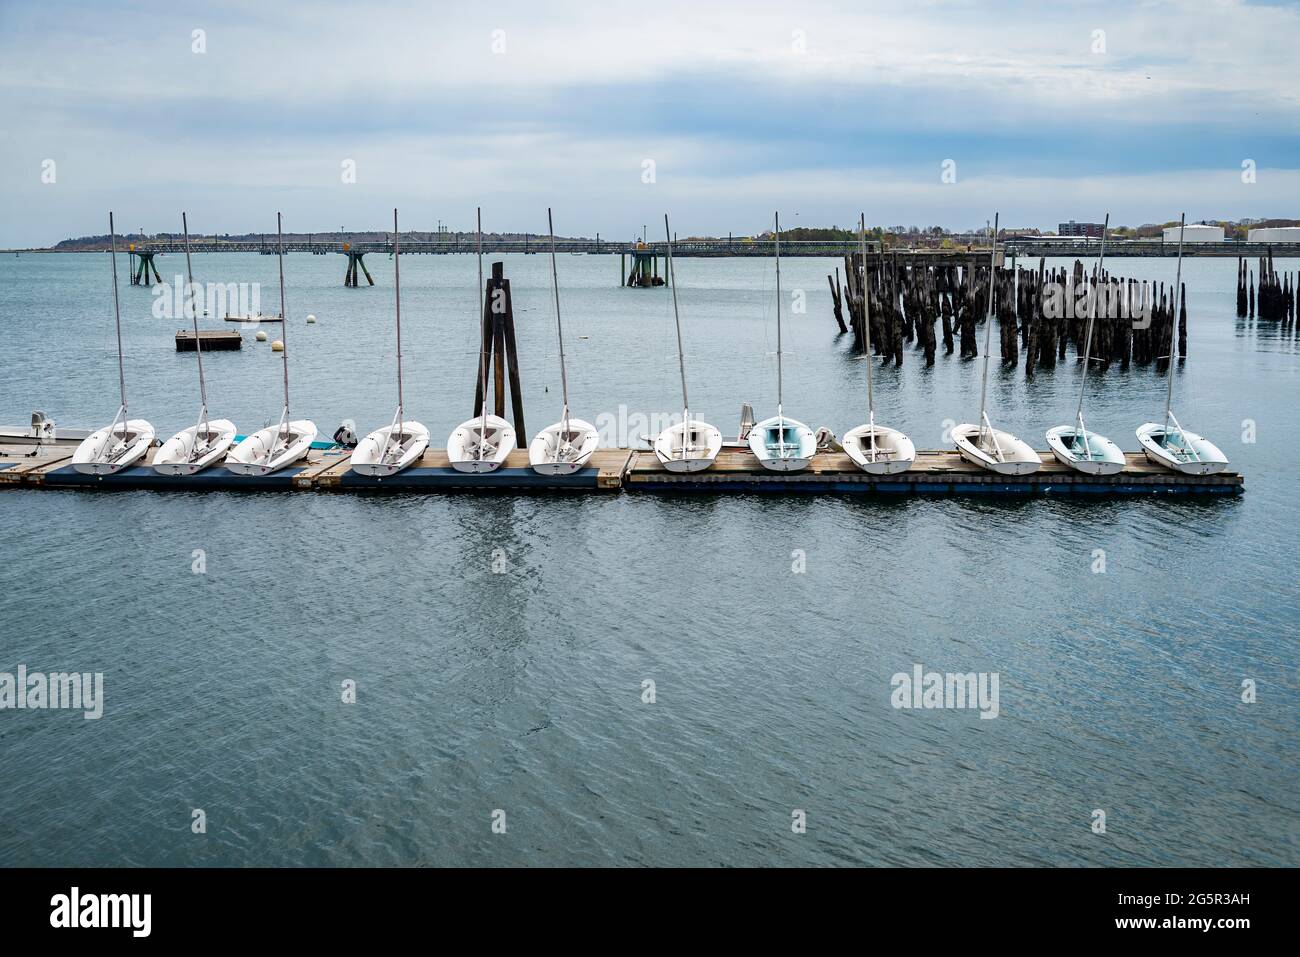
[0, 250, 1296, 866]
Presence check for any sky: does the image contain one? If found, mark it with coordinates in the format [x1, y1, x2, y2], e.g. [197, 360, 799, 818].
[1, 0, 1297, 247]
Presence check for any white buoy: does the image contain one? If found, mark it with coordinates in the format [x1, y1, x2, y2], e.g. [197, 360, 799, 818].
[255, 330, 268, 342]
[306, 313, 317, 324]
[271, 339, 284, 352]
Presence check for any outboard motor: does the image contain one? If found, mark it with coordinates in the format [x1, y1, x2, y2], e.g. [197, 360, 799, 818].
[333, 419, 359, 449]
[30, 410, 55, 444]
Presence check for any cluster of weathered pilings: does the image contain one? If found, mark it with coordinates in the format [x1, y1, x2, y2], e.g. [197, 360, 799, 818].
[831, 253, 1192, 375]
[1237, 249, 1297, 323]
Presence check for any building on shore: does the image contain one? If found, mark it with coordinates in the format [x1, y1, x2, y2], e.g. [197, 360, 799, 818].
[1163, 223, 1224, 243]
[1247, 226, 1300, 243]
[1058, 220, 1103, 238]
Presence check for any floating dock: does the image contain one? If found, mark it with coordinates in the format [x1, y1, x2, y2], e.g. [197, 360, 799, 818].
[0, 443, 1243, 496]
[176, 329, 242, 351]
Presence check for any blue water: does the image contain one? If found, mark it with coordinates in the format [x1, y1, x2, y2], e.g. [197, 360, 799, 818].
[0, 250, 1296, 866]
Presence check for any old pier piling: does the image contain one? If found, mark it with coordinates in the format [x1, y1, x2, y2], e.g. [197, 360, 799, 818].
[343, 246, 374, 287]
[128, 247, 162, 286]
[472, 261, 527, 446]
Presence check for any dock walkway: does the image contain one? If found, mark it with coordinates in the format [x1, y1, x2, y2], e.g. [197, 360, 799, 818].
[0, 444, 1243, 497]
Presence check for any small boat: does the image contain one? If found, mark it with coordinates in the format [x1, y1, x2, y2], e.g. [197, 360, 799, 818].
[1136, 214, 1229, 476]
[1046, 213, 1125, 476]
[155, 212, 238, 474]
[652, 213, 722, 473]
[225, 213, 318, 475]
[351, 209, 429, 477]
[449, 208, 516, 473]
[951, 212, 1040, 476]
[73, 212, 155, 475]
[842, 213, 916, 474]
[749, 211, 814, 473]
[529, 209, 599, 475]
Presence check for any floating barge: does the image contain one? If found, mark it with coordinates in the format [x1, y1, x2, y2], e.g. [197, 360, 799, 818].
[0, 443, 1243, 496]
[175, 329, 242, 351]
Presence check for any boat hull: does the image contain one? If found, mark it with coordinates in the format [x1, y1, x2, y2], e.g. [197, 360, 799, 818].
[447, 414, 516, 473]
[653, 420, 722, 473]
[1045, 425, 1126, 476]
[350, 421, 430, 477]
[1136, 423, 1228, 475]
[748, 415, 816, 473]
[153, 419, 237, 475]
[529, 418, 599, 475]
[951, 424, 1042, 475]
[841, 423, 916, 474]
[224, 420, 318, 475]
[71, 419, 156, 475]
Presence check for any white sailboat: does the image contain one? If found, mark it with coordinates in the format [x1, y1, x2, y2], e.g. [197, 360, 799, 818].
[951, 212, 1042, 475]
[448, 207, 516, 473]
[72, 212, 156, 475]
[748, 211, 816, 472]
[351, 209, 430, 477]
[841, 213, 916, 474]
[1046, 212, 1126, 475]
[154, 212, 237, 474]
[1136, 213, 1229, 475]
[225, 213, 318, 475]
[653, 213, 722, 472]
[530, 208, 599, 475]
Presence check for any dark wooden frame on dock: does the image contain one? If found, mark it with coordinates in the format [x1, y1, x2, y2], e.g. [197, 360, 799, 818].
[472, 261, 527, 446]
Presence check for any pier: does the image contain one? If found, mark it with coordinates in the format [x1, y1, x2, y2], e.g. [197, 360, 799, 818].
[0, 441, 1243, 497]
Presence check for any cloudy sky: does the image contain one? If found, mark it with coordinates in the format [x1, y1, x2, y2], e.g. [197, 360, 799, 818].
[1, 0, 1297, 246]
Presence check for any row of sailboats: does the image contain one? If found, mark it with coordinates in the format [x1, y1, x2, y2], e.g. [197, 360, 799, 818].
[71, 207, 1226, 480]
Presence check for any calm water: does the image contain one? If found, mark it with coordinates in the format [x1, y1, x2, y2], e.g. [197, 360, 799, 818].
[0, 250, 1296, 867]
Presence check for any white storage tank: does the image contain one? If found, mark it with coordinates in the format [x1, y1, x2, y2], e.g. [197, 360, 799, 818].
[1163, 224, 1224, 243]
[1247, 226, 1300, 243]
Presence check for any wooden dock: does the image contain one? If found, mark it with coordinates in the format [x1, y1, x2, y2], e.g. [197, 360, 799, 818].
[0, 443, 1242, 496]
[176, 329, 242, 351]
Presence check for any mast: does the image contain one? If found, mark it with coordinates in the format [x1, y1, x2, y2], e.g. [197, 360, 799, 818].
[774, 211, 783, 413]
[476, 207, 488, 454]
[1075, 212, 1109, 421]
[393, 208, 404, 419]
[976, 212, 1000, 438]
[547, 208, 570, 422]
[276, 212, 290, 419]
[664, 214, 688, 418]
[858, 213, 874, 416]
[108, 212, 127, 415]
[181, 212, 209, 421]
[1163, 213, 1186, 437]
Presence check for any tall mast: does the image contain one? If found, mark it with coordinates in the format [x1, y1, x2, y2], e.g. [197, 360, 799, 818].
[858, 213, 874, 415]
[393, 208, 404, 417]
[774, 211, 783, 412]
[1075, 212, 1109, 421]
[108, 212, 126, 413]
[547, 208, 570, 415]
[977, 212, 1000, 433]
[1163, 213, 1186, 434]
[664, 214, 688, 414]
[476, 207, 488, 451]
[181, 212, 209, 418]
[276, 212, 290, 416]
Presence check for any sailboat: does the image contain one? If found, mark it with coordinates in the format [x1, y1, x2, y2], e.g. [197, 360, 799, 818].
[951, 212, 1041, 475]
[1046, 212, 1125, 475]
[153, 212, 237, 474]
[748, 211, 816, 472]
[351, 209, 430, 477]
[72, 212, 156, 474]
[448, 208, 516, 473]
[653, 213, 722, 472]
[529, 208, 599, 475]
[841, 213, 916, 474]
[1136, 214, 1228, 475]
[225, 213, 318, 475]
